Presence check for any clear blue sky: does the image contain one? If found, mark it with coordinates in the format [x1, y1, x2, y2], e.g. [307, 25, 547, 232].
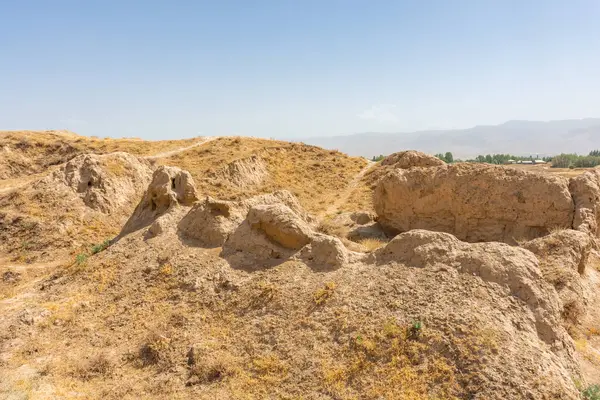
[1, 0, 599, 139]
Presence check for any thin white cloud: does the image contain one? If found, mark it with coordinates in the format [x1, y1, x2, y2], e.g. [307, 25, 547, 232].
[357, 104, 399, 123]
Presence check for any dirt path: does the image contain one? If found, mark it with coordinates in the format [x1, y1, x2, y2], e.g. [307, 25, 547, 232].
[145, 136, 216, 159]
[319, 160, 375, 221]
[0, 170, 56, 195]
[0, 137, 218, 195]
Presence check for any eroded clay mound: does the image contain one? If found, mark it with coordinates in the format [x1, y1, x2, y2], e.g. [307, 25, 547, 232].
[213, 193, 347, 270]
[210, 155, 269, 189]
[50, 152, 153, 213]
[121, 166, 198, 235]
[178, 190, 315, 247]
[523, 229, 592, 327]
[380, 150, 445, 168]
[177, 197, 241, 247]
[570, 168, 600, 237]
[375, 163, 573, 243]
[375, 230, 569, 346]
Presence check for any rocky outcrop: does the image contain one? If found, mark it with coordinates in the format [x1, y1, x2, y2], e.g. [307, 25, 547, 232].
[381, 150, 445, 169]
[52, 152, 152, 213]
[121, 166, 198, 235]
[375, 163, 574, 243]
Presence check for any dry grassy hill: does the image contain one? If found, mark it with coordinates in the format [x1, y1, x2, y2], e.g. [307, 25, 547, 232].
[0, 130, 199, 182]
[159, 136, 368, 215]
[0, 132, 368, 264]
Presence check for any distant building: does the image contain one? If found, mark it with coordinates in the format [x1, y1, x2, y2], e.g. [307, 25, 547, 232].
[534, 160, 546, 164]
[506, 159, 516, 164]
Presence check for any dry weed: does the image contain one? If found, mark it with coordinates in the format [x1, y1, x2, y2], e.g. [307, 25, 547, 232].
[313, 282, 336, 305]
[139, 333, 171, 367]
[187, 348, 236, 386]
[75, 353, 113, 381]
[358, 238, 387, 252]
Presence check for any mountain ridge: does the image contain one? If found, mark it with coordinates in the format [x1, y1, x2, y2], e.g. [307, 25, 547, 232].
[300, 118, 600, 159]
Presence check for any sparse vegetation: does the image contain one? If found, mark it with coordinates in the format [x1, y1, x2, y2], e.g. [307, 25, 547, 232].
[313, 282, 336, 305]
[75, 253, 87, 266]
[462, 153, 548, 164]
[159, 137, 367, 214]
[358, 238, 387, 252]
[551, 152, 600, 168]
[90, 239, 111, 255]
[435, 151, 454, 163]
[75, 353, 113, 381]
[139, 333, 171, 367]
[0, 130, 199, 180]
[582, 385, 600, 400]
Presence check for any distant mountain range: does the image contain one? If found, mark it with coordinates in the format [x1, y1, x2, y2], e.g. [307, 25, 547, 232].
[301, 119, 600, 159]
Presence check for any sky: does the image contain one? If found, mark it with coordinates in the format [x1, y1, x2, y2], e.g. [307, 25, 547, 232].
[1, 0, 600, 140]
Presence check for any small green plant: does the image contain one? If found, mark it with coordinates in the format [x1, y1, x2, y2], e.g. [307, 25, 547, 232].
[408, 320, 423, 340]
[582, 384, 600, 400]
[91, 239, 111, 255]
[75, 253, 88, 266]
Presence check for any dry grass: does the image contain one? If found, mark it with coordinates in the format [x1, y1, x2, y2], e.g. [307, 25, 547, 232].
[358, 238, 387, 252]
[0, 130, 199, 180]
[339, 162, 389, 213]
[159, 137, 367, 213]
[319, 319, 500, 400]
[75, 354, 113, 381]
[586, 327, 600, 338]
[317, 217, 349, 238]
[313, 282, 336, 305]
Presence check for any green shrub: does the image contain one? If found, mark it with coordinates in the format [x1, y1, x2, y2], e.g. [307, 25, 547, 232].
[75, 253, 88, 266]
[91, 239, 111, 255]
[582, 385, 600, 400]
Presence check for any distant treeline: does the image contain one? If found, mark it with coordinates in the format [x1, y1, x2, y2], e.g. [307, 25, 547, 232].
[466, 154, 550, 164]
[434, 152, 454, 163]
[371, 150, 600, 168]
[551, 151, 600, 168]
